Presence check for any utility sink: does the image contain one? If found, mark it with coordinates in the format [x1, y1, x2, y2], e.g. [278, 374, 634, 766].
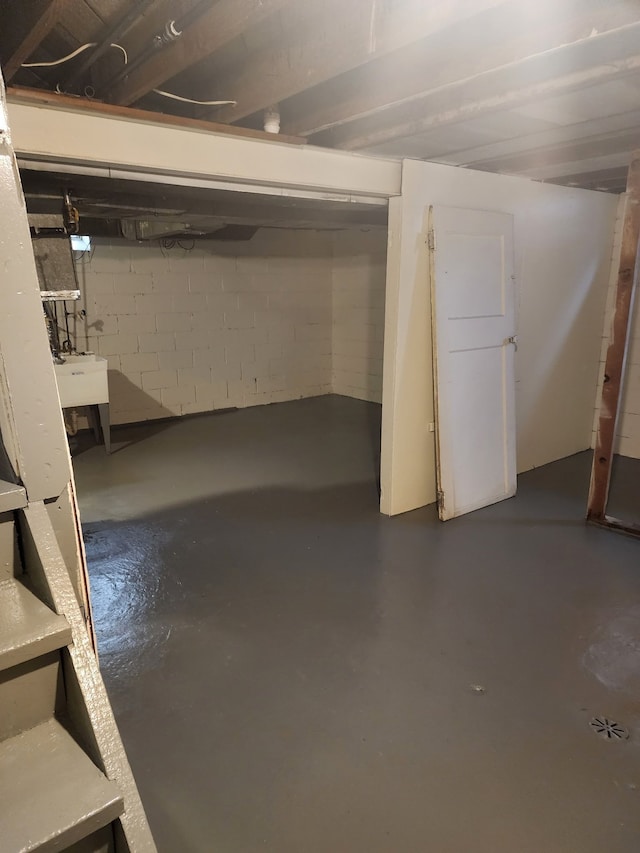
[54, 354, 108, 408]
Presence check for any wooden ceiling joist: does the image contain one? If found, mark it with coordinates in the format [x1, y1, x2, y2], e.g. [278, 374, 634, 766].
[3, 0, 640, 194]
[281, 0, 640, 139]
[203, 0, 505, 125]
[111, 0, 193, 68]
[313, 20, 640, 151]
[552, 166, 630, 193]
[0, 0, 69, 82]
[110, 0, 293, 106]
[468, 128, 640, 178]
[62, 0, 157, 91]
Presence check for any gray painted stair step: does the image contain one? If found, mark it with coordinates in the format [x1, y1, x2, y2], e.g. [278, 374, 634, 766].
[0, 578, 71, 672]
[0, 478, 27, 513]
[0, 717, 123, 852]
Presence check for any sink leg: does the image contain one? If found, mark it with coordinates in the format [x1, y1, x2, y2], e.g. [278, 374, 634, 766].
[98, 404, 111, 454]
[90, 406, 101, 444]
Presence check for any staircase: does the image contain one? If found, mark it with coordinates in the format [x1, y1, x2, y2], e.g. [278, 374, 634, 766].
[0, 74, 156, 852]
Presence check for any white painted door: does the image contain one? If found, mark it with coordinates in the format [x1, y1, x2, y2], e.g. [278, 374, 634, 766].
[429, 206, 516, 520]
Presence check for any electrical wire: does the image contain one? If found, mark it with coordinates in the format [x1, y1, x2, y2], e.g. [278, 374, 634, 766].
[22, 43, 235, 107]
[110, 43, 129, 65]
[22, 42, 128, 68]
[152, 89, 236, 106]
[22, 43, 95, 67]
[73, 244, 93, 263]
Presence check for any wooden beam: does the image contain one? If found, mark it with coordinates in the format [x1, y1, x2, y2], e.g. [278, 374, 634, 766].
[62, 0, 158, 91]
[587, 151, 640, 522]
[110, 0, 292, 106]
[7, 86, 307, 145]
[416, 107, 640, 176]
[469, 128, 640, 177]
[104, 0, 191, 77]
[312, 22, 640, 151]
[281, 0, 640, 138]
[0, 0, 67, 82]
[202, 0, 505, 125]
[551, 167, 630, 193]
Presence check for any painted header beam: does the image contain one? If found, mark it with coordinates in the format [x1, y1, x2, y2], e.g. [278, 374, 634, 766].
[7, 99, 401, 199]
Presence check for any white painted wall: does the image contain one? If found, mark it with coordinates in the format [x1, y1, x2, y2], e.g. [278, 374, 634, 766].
[381, 158, 618, 516]
[332, 230, 387, 403]
[592, 194, 640, 459]
[75, 230, 333, 424]
[74, 228, 387, 425]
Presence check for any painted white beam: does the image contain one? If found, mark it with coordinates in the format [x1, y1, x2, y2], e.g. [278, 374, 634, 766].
[7, 101, 401, 199]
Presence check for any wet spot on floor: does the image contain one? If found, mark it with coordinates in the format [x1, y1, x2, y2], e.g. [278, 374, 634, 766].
[583, 606, 640, 695]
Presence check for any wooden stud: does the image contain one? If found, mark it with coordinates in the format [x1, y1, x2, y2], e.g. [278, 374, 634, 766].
[587, 150, 640, 522]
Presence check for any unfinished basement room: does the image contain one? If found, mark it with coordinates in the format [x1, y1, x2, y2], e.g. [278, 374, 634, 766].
[0, 1, 639, 852]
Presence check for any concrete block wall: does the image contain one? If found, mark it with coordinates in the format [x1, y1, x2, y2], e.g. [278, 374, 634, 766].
[73, 230, 334, 425]
[331, 229, 387, 403]
[592, 194, 640, 459]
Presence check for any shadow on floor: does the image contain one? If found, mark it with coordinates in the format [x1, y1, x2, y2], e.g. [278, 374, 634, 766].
[608, 453, 640, 524]
[71, 418, 173, 457]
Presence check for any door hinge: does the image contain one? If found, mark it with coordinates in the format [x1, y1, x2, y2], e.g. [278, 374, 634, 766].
[427, 228, 435, 251]
[437, 490, 445, 509]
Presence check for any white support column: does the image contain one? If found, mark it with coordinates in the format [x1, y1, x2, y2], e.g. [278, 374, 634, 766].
[0, 85, 72, 502]
[380, 190, 437, 516]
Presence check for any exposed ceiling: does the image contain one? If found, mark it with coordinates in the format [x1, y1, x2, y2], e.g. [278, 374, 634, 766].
[2, 0, 640, 201]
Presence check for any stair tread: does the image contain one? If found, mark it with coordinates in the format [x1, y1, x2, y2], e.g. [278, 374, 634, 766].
[0, 578, 71, 672]
[0, 477, 27, 513]
[0, 718, 123, 853]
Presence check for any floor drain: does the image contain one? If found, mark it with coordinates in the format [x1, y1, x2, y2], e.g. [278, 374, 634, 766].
[590, 716, 629, 741]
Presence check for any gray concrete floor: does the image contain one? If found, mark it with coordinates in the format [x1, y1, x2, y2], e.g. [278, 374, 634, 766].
[72, 396, 640, 853]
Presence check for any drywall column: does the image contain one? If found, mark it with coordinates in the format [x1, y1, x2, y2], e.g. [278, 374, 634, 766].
[0, 76, 92, 612]
[0, 100, 70, 499]
[380, 159, 617, 516]
[380, 191, 436, 515]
